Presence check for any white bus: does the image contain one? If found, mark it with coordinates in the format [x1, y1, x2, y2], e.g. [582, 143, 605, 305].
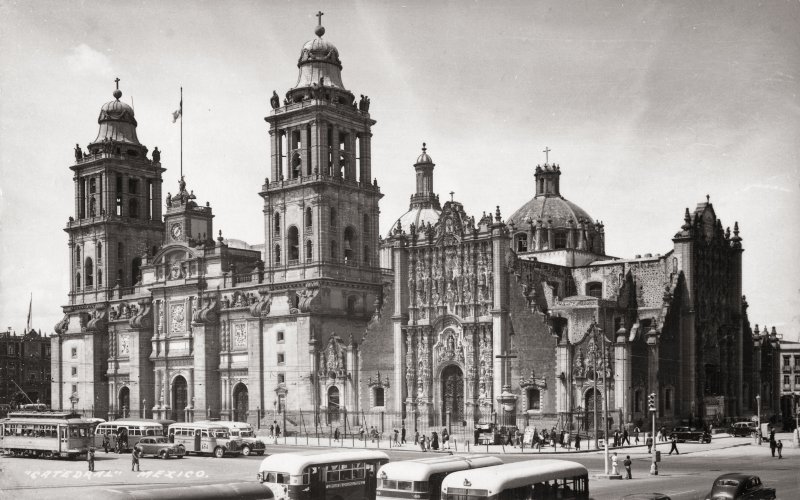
[195, 420, 267, 456]
[440, 459, 589, 500]
[167, 422, 243, 458]
[257, 449, 389, 500]
[377, 455, 503, 500]
[94, 419, 165, 452]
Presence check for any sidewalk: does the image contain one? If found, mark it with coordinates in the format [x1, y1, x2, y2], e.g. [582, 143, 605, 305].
[253, 431, 774, 456]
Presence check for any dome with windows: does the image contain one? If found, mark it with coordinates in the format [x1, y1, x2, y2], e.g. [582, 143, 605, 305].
[90, 85, 143, 148]
[287, 21, 352, 104]
[388, 143, 442, 236]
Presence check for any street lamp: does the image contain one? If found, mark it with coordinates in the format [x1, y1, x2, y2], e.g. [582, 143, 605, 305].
[756, 394, 761, 446]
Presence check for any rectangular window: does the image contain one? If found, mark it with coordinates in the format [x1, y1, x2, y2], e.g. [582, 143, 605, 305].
[795, 355, 800, 367]
[277, 353, 285, 365]
[784, 375, 790, 385]
[784, 356, 791, 366]
[71, 384, 78, 394]
[71, 366, 77, 377]
[277, 331, 284, 343]
[277, 373, 285, 384]
[665, 388, 672, 410]
[71, 347, 77, 358]
[795, 374, 800, 385]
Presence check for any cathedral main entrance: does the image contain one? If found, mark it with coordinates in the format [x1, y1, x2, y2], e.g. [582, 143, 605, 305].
[233, 384, 248, 422]
[327, 386, 340, 424]
[172, 376, 188, 422]
[118, 387, 130, 417]
[441, 365, 464, 424]
[583, 387, 604, 432]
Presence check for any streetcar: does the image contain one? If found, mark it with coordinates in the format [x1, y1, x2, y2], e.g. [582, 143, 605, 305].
[94, 419, 166, 452]
[376, 455, 503, 500]
[257, 449, 389, 500]
[0, 410, 93, 459]
[440, 459, 589, 499]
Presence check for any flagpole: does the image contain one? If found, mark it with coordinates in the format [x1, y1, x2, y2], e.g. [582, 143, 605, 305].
[180, 86, 183, 179]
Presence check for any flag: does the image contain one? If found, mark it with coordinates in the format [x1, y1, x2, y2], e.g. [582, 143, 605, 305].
[25, 293, 32, 332]
[172, 99, 182, 123]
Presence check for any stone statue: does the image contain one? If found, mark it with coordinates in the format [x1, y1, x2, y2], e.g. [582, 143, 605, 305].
[152, 147, 160, 163]
[359, 94, 370, 112]
[74, 143, 83, 161]
[166, 192, 172, 208]
[270, 90, 280, 110]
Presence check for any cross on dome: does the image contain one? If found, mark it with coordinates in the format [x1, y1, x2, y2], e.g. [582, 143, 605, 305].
[314, 11, 326, 37]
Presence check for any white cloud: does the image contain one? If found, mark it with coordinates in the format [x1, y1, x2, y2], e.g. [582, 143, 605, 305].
[65, 44, 113, 78]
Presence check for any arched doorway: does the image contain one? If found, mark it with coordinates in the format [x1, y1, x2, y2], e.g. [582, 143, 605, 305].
[327, 386, 340, 424]
[441, 365, 464, 424]
[118, 386, 130, 417]
[233, 384, 249, 422]
[172, 376, 188, 422]
[584, 387, 604, 432]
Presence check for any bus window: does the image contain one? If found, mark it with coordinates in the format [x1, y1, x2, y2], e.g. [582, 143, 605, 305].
[202, 430, 209, 438]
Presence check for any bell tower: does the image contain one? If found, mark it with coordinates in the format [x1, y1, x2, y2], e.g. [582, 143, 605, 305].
[52, 79, 165, 412]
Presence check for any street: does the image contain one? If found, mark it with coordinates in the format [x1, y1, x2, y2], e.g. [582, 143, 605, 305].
[0, 435, 797, 499]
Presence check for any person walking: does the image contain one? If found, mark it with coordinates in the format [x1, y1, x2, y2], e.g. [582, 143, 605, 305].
[87, 448, 95, 472]
[359, 425, 365, 441]
[611, 452, 619, 475]
[769, 429, 776, 457]
[334, 427, 340, 442]
[401, 424, 406, 444]
[442, 428, 450, 449]
[668, 435, 679, 455]
[431, 431, 439, 450]
[575, 433, 581, 450]
[776, 439, 783, 459]
[419, 435, 427, 452]
[102, 434, 109, 454]
[634, 426, 640, 445]
[655, 428, 662, 444]
[645, 433, 653, 454]
[275, 422, 281, 438]
[131, 448, 140, 472]
[269, 423, 274, 438]
[393, 428, 400, 446]
[415, 429, 420, 445]
[624, 455, 632, 479]
[623, 428, 630, 446]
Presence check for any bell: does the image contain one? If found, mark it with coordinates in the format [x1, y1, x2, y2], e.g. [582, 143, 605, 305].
[344, 240, 352, 251]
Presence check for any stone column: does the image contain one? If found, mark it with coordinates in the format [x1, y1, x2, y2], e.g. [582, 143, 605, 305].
[187, 368, 195, 421]
[614, 330, 631, 426]
[392, 239, 408, 412]
[330, 127, 340, 177]
[557, 340, 570, 414]
[270, 129, 280, 181]
[300, 124, 309, 176]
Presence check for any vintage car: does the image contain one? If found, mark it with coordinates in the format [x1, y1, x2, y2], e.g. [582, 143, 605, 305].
[133, 436, 186, 459]
[669, 426, 711, 443]
[705, 473, 776, 499]
[728, 421, 757, 437]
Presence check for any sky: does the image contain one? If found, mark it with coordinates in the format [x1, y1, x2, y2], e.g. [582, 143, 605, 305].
[0, 0, 798, 340]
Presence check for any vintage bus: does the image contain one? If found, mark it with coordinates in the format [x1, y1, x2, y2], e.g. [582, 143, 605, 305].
[167, 422, 243, 458]
[376, 455, 503, 500]
[0, 411, 93, 459]
[440, 459, 589, 500]
[94, 419, 166, 452]
[196, 420, 267, 456]
[257, 450, 389, 500]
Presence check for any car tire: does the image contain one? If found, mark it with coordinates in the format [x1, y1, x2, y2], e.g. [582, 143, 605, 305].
[242, 446, 251, 457]
[257, 451, 265, 456]
[213, 446, 224, 458]
[160, 450, 169, 460]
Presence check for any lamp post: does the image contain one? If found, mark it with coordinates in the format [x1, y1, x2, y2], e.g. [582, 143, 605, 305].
[756, 394, 761, 445]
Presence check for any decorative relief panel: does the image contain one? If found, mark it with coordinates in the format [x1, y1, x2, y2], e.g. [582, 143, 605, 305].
[119, 334, 130, 357]
[170, 303, 186, 335]
[233, 322, 247, 350]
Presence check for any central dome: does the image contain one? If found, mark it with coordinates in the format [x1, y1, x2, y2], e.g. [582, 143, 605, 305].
[289, 22, 348, 97]
[90, 85, 142, 147]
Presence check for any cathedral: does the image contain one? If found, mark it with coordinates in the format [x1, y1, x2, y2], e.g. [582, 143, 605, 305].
[52, 18, 773, 436]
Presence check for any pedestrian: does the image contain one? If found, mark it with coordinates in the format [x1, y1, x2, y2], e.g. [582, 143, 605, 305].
[575, 433, 581, 450]
[401, 424, 406, 444]
[634, 426, 640, 445]
[611, 452, 619, 475]
[269, 423, 274, 437]
[415, 429, 420, 445]
[334, 427, 340, 442]
[776, 439, 783, 459]
[660, 426, 667, 442]
[393, 428, 399, 445]
[420, 435, 427, 452]
[442, 428, 450, 449]
[623, 428, 630, 446]
[655, 428, 662, 443]
[87, 448, 95, 472]
[431, 431, 439, 450]
[275, 422, 281, 438]
[359, 425, 365, 441]
[102, 434, 109, 454]
[645, 433, 653, 454]
[613, 430, 619, 447]
[131, 448, 140, 472]
[624, 455, 632, 479]
[668, 435, 679, 455]
[769, 429, 776, 457]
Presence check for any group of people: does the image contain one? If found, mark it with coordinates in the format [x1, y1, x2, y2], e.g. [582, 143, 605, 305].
[415, 428, 451, 451]
[768, 429, 784, 459]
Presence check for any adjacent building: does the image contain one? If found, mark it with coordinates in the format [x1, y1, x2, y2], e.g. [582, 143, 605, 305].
[1, 329, 51, 406]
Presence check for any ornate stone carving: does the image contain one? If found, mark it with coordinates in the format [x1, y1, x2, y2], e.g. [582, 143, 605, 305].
[86, 305, 108, 333]
[129, 298, 152, 329]
[298, 283, 320, 312]
[170, 303, 186, 335]
[519, 368, 547, 390]
[54, 314, 70, 335]
[192, 293, 219, 325]
[319, 335, 347, 379]
[367, 371, 390, 388]
[119, 334, 130, 357]
[232, 322, 247, 349]
[249, 288, 272, 317]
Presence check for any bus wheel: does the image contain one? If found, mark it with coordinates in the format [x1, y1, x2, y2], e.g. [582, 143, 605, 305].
[241, 446, 251, 457]
[160, 450, 169, 460]
[213, 447, 224, 458]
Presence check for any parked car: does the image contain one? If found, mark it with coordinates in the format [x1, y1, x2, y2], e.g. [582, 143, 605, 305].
[622, 494, 672, 500]
[704, 473, 775, 499]
[134, 436, 186, 459]
[729, 421, 757, 437]
[670, 426, 711, 443]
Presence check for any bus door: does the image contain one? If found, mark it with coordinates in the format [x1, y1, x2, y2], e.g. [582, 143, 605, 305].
[429, 472, 448, 500]
[308, 466, 324, 498]
[194, 429, 202, 451]
[365, 463, 378, 500]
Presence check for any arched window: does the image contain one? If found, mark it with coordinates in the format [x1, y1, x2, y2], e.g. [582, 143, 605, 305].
[98, 269, 103, 286]
[305, 240, 313, 261]
[374, 387, 385, 407]
[96, 242, 102, 264]
[347, 295, 357, 315]
[515, 233, 528, 252]
[76, 273, 81, 289]
[305, 207, 313, 229]
[76, 246, 81, 265]
[586, 282, 602, 298]
[330, 240, 338, 260]
[274, 245, 281, 265]
[128, 198, 139, 218]
[343, 227, 356, 263]
[117, 242, 124, 259]
[117, 269, 123, 285]
[131, 257, 142, 285]
[362, 214, 369, 234]
[330, 207, 337, 227]
[288, 226, 299, 262]
[89, 178, 97, 194]
[554, 231, 567, 249]
[363, 245, 370, 264]
[84, 257, 94, 287]
[89, 197, 97, 217]
[273, 212, 281, 235]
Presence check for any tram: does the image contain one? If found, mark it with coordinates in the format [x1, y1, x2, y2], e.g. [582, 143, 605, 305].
[0, 410, 93, 459]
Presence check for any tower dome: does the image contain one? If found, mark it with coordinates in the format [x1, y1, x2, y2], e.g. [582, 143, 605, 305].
[89, 79, 143, 151]
[389, 143, 442, 235]
[286, 14, 353, 105]
[507, 162, 605, 255]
